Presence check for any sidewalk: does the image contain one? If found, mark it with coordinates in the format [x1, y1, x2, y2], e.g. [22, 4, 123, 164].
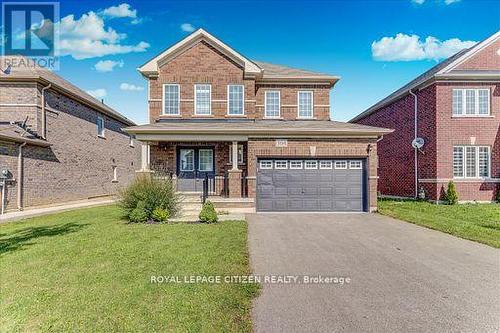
[0, 198, 116, 224]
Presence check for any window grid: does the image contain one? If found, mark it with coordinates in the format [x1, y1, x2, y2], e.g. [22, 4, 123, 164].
[298, 91, 313, 118]
[198, 149, 213, 172]
[453, 146, 490, 179]
[349, 161, 362, 169]
[452, 88, 490, 116]
[163, 84, 180, 115]
[304, 161, 318, 169]
[228, 85, 244, 115]
[452, 89, 463, 115]
[479, 147, 490, 177]
[453, 147, 464, 178]
[275, 161, 288, 169]
[195, 84, 211, 115]
[465, 90, 476, 115]
[260, 160, 273, 169]
[334, 161, 347, 169]
[180, 149, 194, 171]
[289, 161, 303, 169]
[265, 91, 280, 118]
[478, 89, 489, 115]
[319, 160, 333, 169]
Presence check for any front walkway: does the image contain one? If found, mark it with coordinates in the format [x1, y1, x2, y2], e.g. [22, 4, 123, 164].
[247, 213, 499, 332]
[0, 198, 115, 223]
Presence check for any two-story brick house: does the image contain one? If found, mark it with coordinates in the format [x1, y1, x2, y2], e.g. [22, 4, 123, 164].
[0, 56, 140, 212]
[351, 31, 499, 202]
[125, 29, 391, 212]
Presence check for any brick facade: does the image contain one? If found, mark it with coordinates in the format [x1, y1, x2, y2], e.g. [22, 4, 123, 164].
[0, 83, 140, 211]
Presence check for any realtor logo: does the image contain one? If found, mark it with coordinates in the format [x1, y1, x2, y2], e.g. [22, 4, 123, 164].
[2, 2, 59, 69]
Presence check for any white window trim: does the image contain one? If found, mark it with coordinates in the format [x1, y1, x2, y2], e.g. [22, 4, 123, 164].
[180, 149, 195, 172]
[227, 84, 245, 116]
[297, 90, 314, 119]
[112, 166, 118, 182]
[452, 88, 490, 117]
[264, 90, 281, 118]
[334, 161, 348, 169]
[453, 145, 491, 179]
[289, 161, 303, 169]
[194, 84, 212, 116]
[319, 160, 333, 169]
[97, 116, 105, 137]
[162, 84, 181, 115]
[198, 149, 214, 172]
[260, 160, 273, 169]
[274, 160, 288, 169]
[129, 136, 135, 147]
[349, 161, 362, 169]
[229, 144, 244, 164]
[304, 160, 318, 169]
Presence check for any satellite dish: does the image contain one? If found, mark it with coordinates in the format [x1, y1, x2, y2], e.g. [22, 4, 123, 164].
[412, 137, 425, 149]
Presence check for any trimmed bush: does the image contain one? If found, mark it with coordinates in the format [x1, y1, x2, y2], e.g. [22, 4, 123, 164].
[129, 201, 148, 223]
[199, 200, 218, 224]
[445, 181, 458, 205]
[119, 176, 181, 222]
[152, 207, 170, 223]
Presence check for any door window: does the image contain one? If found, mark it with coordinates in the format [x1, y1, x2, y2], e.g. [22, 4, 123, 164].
[180, 149, 194, 171]
[199, 149, 214, 172]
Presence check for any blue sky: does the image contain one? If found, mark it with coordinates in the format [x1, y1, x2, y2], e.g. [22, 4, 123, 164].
[7, 0, 499, 124]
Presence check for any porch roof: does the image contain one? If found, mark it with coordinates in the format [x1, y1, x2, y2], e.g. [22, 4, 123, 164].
[124, 120, 392, 141]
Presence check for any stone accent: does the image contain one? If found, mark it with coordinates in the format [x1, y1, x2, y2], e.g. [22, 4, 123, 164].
[227, 169, 242, 198]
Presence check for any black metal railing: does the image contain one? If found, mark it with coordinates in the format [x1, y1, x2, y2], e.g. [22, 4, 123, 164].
[202, 172, 228, 203]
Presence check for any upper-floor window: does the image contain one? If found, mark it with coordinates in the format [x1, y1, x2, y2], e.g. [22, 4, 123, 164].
[452, 89, 490, 116]
[265, 90, 280, 118]
[228, 85, 244, 115]
[298, 91, 313, 118]
[195, 84, 211, 115]
[97, 116, 105, 137]
[453, 145, 490, 178]
[163, 84, 180, 115]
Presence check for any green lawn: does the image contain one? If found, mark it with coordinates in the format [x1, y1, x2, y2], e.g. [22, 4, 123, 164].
[378, 199, 500, 248]
[0, 205, 259, 332]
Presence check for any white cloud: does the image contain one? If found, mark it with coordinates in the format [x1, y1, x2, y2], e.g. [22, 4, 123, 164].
[55, 11, 149, 59]
[411, 0, 460, 4]
[371, 33, 476, 61]
[412, 0, 425, 4]
[86, 88, 107, 99]
[101, 3, 137, 18]
[120, 83, 144, 91]
[180, 23, 195, 32]
[94, 59, 124, 72]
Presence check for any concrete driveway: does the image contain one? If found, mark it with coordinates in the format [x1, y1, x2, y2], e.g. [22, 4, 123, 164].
[247, 213, 500, 333]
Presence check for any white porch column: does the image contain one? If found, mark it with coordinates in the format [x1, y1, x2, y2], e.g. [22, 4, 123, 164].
[231, 141, 239, 171]
[141, 142, 150, 171]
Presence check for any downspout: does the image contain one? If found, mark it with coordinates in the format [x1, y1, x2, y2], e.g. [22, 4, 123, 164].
[17, 142, 26, 210]
[41, 83, 52, 139]
[409, 90, 418, 198]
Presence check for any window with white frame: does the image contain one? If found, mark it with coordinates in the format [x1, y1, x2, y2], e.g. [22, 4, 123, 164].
[452, 88, 490, 116]
[265, 90, 280, 118]
[228, 85, 244, 115]
[163, 84, 180, 115]
[229, 144, 244, 164]
[97, 116, 105, 137]
[453, 145, 490, 178]
[319, 160, 333, 169]
[334, 160, 347, 169]
[112, 166, 118, 182]
[275, 160, 288, 169]
[198, 149, 214, 172]
[305, 160, 318, 169]
[289, 160, 303, 169]
[298, 91, 313, 118]
[260, 160, 273, 169]
[349, 161, 362, 169]
[195, 84, 211, 115]
[129, 135, 135, 147]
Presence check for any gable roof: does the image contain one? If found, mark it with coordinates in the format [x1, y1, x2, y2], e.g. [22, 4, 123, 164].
[350, 31, 500, 123]
[0, 56, 135, 126]
[138, 29, 339, 86]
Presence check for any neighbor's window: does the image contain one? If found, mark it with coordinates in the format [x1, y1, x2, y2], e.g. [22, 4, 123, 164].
[97, 116, 105, 137]
[229, 144, 244, 164]
[453, 145, 490, 178]
[195, 84, 211, 115]
[163, 84, 180, 115]
[298, 91, 313, 118]
[198, 149, 214, 172]
[265, 90, 280, 118]
[228, 85, 244, 115]
[452, 88, 490, 116]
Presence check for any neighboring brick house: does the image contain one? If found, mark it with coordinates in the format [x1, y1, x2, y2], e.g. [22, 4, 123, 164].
[125, 29, 391, 212]
[351, 31, 499, 202]
[0, 56, 140, 212]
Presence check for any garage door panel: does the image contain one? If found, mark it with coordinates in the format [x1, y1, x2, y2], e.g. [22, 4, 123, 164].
[257, 159, 365, 212]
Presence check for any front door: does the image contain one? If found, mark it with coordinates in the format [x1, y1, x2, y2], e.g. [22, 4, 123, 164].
[176, 147, 215, 192]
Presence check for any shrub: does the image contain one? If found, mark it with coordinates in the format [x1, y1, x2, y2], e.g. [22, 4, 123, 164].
[152, 207, 170, 223]
[199, 200, 218, 224]
[129, 201, 148, 223]
[119, 176, 181, 222]
[445, 181, 458, 205]
[496, 188, 500, 203]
